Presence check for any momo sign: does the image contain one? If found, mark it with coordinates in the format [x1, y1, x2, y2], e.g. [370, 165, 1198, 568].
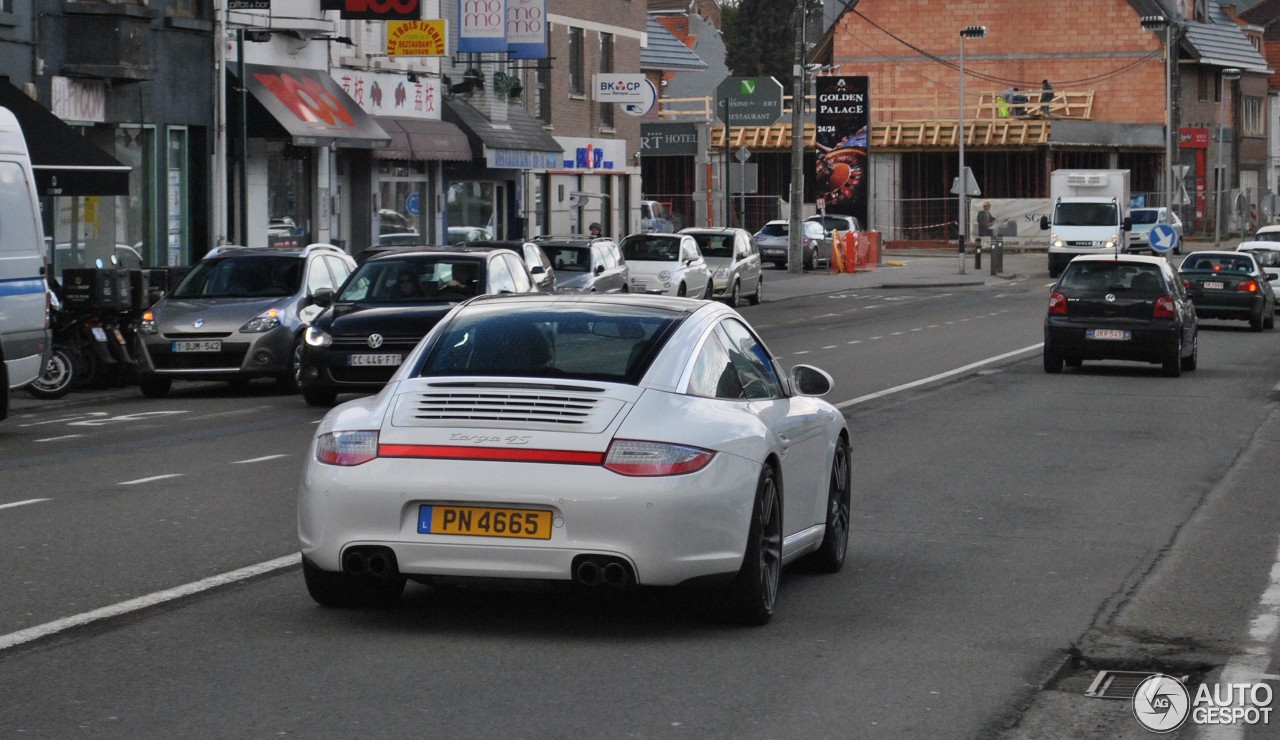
[506, 0, 547, 59]
[593, 74, 647, 104]
[459, 0, 507, 53]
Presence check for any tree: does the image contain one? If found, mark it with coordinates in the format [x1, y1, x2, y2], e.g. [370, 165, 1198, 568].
[722, 0, 797, 89]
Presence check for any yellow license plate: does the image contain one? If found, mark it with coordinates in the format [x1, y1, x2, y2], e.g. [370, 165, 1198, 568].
[417, 505, 552, 540]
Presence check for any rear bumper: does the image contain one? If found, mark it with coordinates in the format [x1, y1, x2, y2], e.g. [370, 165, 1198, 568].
[1044, 322, 1181, 362]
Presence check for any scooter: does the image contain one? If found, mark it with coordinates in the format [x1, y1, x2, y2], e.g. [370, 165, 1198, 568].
[26, 296, 137, 399]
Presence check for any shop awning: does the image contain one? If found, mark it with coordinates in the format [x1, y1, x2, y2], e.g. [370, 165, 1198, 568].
[373, 117, 472, 161]
[236, 64, 390, 149]
[444, 99, 562, 168]
[0, 78, 130, 196]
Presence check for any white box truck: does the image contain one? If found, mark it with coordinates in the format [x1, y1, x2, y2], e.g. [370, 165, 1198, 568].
[0, 106, 51, 421]
[1040, 169, 1132, 277]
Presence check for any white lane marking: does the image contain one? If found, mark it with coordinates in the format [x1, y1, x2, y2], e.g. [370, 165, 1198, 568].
[118, 474, 184, 486]
[19, 412, 108, 428]
[0, 554, 300, 653]
[794, 350, 811, 355]
[191, 406, 273, 421]
[35, 434, 83, 443]
[822, 345, 839, 350]
[232, 454, 289, 465]
[836, 344, 1043, 409]
[846, 340, 862, 345]
[0, 499, 51, 511]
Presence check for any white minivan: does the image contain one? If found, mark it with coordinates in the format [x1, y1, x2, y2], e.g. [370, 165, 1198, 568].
[0, 106, 51, 421]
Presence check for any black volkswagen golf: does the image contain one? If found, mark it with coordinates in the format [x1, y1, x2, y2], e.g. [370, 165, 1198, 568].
[299, 246, 537, 406]
[1043, 254, 1198, 377]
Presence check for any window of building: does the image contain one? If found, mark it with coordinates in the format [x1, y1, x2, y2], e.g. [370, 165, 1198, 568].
[536, 62, 552, 123]
[1244, 96, 1264, 137]
[599, 32, 615, 130]
[0, 0, 13, 14]
[1198, 69, 1209, 102]
[166, 0, 202, 19]
[569, 27, 584, 97]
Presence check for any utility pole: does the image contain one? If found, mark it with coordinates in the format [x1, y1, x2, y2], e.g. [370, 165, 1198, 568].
[788, 0, 806, 275]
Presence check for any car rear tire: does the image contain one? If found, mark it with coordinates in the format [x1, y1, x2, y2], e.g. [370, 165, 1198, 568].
[1267, 312, 1276, 330]
[748, 276, 763, 305]
[726, 465, 782, 626]
[138, 374, 172, 399]
[303, 557, 405, 608]
[303, 387, 338, 407]
[1043, 351, 1064, 374]
[802, 437, 851, 574]
[676, 283, 687, 298]
[804, 247, 816, 271]
[726, 281, 740, 308]
[1250, 312, 1265, 332]
[1065, 358, 1083, 368]
[705, 280, 715, 300]
[1181, 333, 1198, 371]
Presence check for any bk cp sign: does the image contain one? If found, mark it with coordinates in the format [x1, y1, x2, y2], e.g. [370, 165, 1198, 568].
[715, 76, 783, 126]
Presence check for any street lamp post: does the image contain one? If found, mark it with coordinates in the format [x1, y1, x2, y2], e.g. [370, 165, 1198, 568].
[957, 25, 986, 275]
[1215, 67, 1242, 248]
[1141, 15, 1177, 220]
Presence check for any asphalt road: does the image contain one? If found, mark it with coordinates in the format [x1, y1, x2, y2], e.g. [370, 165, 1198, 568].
[2, 263, 1280, 738]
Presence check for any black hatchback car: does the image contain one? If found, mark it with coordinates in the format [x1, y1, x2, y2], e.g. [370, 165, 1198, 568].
[1043, 254, 1198, 377]
[298, 246, 537, 406]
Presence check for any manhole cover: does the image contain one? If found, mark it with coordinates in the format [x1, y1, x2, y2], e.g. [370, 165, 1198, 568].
[1085, 670, 1189, 700]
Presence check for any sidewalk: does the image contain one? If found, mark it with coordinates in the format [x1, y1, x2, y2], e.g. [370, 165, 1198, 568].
[762, 248, 1043, 302]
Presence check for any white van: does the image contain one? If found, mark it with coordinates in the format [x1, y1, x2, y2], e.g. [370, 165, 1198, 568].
[0, 106, 51, 421]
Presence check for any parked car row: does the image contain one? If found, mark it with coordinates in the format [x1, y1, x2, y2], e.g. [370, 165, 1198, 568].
[1043, 247, 1279, 378]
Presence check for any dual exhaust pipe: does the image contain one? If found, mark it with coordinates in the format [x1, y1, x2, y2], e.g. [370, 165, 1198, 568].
[342, 546, 399, 579]
[573, 556, 634, 589]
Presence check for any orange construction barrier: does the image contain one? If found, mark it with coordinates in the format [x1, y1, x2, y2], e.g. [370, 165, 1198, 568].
[829, 230, 845, 272]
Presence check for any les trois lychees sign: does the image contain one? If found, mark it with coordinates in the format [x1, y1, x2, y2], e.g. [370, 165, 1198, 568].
[320, 0, 420, 21]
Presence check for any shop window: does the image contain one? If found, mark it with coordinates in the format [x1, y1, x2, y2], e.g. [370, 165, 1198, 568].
[536, 63, 552, 123]
[266, 142, 313, 248]
[166, 0, 204, 19]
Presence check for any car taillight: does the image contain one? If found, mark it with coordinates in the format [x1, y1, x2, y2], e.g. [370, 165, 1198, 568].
[1047, 291, 1068, 315]
[1153, 295, 1176, 318]
[1237, 280, 1259, 293]
[603, 439, 715, 476]
[315, 431, 379, 466]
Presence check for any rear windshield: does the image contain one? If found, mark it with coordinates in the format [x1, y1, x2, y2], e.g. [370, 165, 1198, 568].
[174, 255, 302, 298]
[339, 257, 484, 302]
[620, 235, 681, 262]
[1241, 249, 1280, 268]
[1253, 232, 1280, 243]
[686, 233, 735, 258]
[758, 223, 787, 237]
[1181, 255, 1255, 273]
[1129, 210, 1158, 225]
[418, 303, 681, 383]
[1059, 262, 1166, 294]
[539, 245, 591, 272]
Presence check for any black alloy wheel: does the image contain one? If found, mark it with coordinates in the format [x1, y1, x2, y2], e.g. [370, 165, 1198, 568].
[803, 438, 851, 573]
[277, 337, 304, 394]
[727, 465, 783, 625]
[726, 280, 740, 309]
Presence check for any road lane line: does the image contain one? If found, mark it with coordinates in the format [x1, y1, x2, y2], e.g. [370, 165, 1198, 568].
[232, 454, 289, 465]
[34, 434, 83, 443]
[0, 554, 300, 653]
[0, 499, 50, 511]
[836, 343, 1043, 409]
[118, 474, 184, 486]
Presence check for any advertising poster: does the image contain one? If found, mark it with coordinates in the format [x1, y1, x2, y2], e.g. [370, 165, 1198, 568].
[814, 76, 870, 229]
[459, 0, 507, 53]
[506, 0, 547, 60]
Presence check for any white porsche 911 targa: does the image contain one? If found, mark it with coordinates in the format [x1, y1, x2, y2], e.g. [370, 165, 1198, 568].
[298, 293, 851, 624]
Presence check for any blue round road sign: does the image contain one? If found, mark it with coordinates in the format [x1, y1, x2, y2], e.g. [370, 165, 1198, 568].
[405, 192, 420, 217]
[1148, 223, 1177, 253]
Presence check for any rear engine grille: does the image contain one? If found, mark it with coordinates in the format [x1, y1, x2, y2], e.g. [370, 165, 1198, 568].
[408, 390, 599, 425]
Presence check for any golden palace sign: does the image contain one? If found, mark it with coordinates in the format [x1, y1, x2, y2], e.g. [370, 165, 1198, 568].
[387, 20, 448, 57]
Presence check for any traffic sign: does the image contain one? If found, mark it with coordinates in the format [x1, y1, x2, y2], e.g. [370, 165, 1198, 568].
[1149, 223, 1177, 253]
[715, 76, 783, 126]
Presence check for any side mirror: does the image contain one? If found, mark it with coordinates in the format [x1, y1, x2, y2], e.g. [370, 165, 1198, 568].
[311, 287, 334, 308]
[1039, 215, 1049, 230]
[147, 288, 165, 306]
[530, 265, 545, 274]
[791, 364, 834, 397]
[595, 264, 605, 275]
[1122, 217, 1133, 231]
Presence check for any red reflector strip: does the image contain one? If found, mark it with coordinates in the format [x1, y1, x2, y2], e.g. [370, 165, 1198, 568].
[379, 444, 604, 465]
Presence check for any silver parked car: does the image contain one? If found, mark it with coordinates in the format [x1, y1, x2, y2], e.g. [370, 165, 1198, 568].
[680, 227, 763, 307]
[135, 244, 356, 398]
[535, 236, 630, 294]
[753, 219, 827, 270]
[1125, 207, 1183, 255]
